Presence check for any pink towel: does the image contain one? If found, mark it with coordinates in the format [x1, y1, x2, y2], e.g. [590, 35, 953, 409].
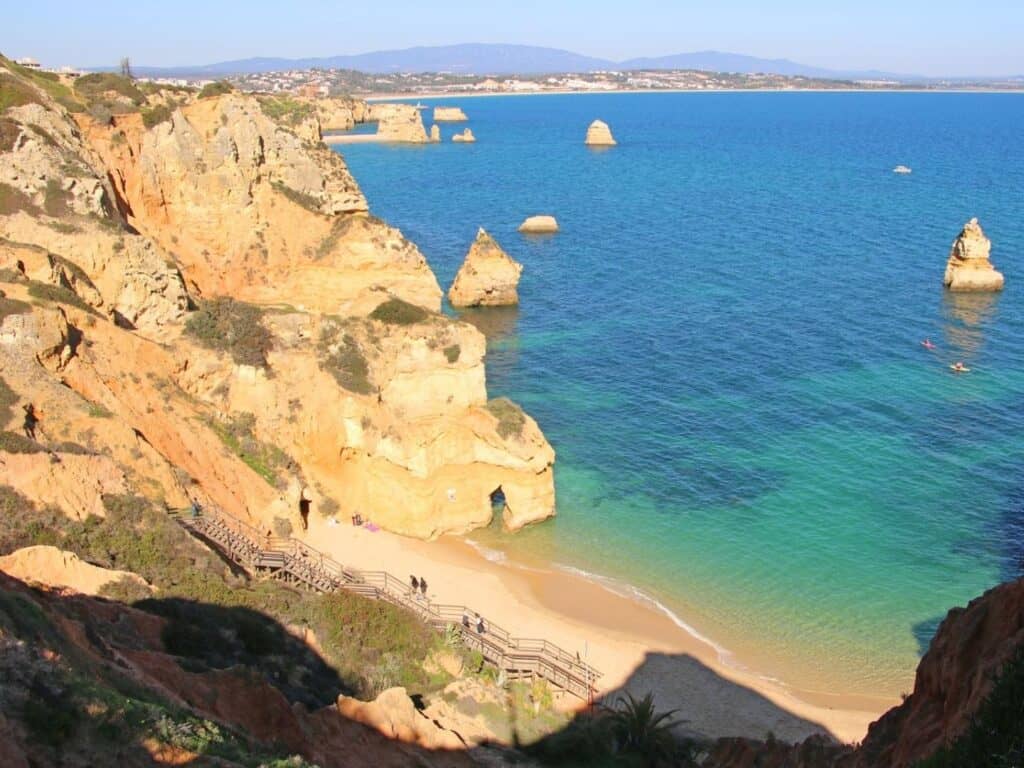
[364, 522, 380, 532]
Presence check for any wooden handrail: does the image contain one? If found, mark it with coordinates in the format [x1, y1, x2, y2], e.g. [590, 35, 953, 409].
[171, 506, 602, 698]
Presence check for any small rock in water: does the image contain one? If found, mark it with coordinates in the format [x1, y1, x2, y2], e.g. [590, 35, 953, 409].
[585, 119, 616, 146]
[518, 215, 559, 234]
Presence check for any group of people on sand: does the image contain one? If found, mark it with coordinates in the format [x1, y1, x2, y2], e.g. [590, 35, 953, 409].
[920, 338, 971, 374]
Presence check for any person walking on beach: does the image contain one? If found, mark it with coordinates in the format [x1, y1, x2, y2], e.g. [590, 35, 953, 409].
[419, 577, 428, 598]
[22, 403, 38, 440]
[410, 575, 419, 595]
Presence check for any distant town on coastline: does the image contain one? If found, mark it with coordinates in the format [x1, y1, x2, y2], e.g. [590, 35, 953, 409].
[12, 43, 1024, 96]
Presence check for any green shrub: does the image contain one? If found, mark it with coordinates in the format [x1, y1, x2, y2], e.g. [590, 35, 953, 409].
[87, 403, 113, 418]
[444, 344, 461, 363]
[43, 177, 71, 217]
[197, 80, 233, 99]
[74, 73, 145, 106]
[27, 280, 98, 315]
[272, 516, 293, 537]
[184, 297, 273, 368]
[208, 411, 292, 487]
[259, 96, 315, 126]
[486, 397, 527, 439]
[141, 103, 172, 129]
[0, 117, 19, 152]
[369, 297, 429, 326]
[315, 216, 356, 260]
[317, 325, 372, 395]
[0, 73, 42, 111]
[0, 182, 39, 216]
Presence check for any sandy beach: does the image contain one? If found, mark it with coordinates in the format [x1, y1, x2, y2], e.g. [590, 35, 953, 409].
[300, 514, 894, 745]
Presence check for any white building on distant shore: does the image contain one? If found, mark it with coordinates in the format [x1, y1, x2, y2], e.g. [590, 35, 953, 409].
[16, 57, 41, 70]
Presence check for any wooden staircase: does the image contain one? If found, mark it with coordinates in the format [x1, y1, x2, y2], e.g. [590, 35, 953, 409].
[173, 507, 601, 701]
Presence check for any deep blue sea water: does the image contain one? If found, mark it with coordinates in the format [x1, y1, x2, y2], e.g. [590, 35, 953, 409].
[335, 93, 1024, 699]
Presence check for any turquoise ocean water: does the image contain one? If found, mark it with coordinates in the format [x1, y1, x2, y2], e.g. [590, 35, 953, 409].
[334, 93, 1024, 699]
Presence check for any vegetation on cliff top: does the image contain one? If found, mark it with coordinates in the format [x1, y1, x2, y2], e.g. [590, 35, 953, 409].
[317, 321, 373, 395]
[185, 297, 274, 368]
[208, 411, 294, 488]
[198, 80, 234, 99]
[0, 490, 445, 701]
[369, 296, 430, 325]
[258, 95, 315, 127]
[486, 397, 527, 439]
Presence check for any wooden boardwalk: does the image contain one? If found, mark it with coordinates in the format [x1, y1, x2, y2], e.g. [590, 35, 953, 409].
[173, 506, 601, 700]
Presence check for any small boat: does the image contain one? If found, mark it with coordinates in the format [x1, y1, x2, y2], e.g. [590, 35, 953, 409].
[893, 165, 912, 174]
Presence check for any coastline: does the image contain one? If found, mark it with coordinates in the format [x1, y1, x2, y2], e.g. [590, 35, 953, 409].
[364, 86, 1024, 101]
[301, 513, 894, 744]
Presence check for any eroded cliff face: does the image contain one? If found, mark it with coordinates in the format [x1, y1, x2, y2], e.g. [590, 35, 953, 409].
[0, 60, 555, 539]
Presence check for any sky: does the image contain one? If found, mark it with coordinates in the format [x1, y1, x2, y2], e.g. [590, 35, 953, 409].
[6, 0, 1023, 76]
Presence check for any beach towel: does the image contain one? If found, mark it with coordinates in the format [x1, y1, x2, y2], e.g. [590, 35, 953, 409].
[364, 522, 380, 532]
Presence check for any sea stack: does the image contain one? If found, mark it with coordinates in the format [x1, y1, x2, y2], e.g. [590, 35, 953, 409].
[518, 215, 559, 234]
[943, 218, 1005, 292]
[585, 119, 616, 146]
[433, 106, 469, 122]
[429, 124, 441, 143]
[448, 228, 523, 308]
[452, 128, 476, 143]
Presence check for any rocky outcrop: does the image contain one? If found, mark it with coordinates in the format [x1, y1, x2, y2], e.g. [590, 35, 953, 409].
[337, 687, 463, 750]
[429, 124, 440, 143]
[448, 229, 523, 309]
[518, 215, 559, 234]
[1, 62, 555, 544]
[0, 545, 150, 596]
[433, 106, 469, 122]
[368, 103, 429, 143]
[943, 218, 1004, 292]
[704, 576, 1024, 768]
[452, 128, 475, 143]
[585, 119, 616, 146]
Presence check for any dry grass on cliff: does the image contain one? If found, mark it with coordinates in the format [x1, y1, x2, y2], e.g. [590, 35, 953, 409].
[207, 412, 293, 488]
[317, 322, 373, 395]
[486, 397, 527, 440]
[27, 280, 99, 316]
[0, 116, 20, 151]
[0, 182, 40, 216]
[184, 298, 274, 368]
[258, 95, 315, 127]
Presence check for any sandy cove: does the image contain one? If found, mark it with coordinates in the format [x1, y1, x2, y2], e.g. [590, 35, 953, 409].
[300, 514, 893, 745]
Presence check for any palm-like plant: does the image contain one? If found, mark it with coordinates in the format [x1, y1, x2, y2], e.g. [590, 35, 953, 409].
[605, 691, 682, 765]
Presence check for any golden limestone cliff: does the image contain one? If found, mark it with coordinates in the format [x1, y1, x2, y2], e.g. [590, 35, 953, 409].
[0, 60, 555, 540]
[943, 217, 1005, 292]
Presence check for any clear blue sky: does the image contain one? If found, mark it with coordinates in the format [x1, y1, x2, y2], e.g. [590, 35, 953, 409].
[5, 0, 1023, 76]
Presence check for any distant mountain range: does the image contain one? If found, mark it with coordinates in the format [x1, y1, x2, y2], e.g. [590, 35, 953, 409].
[115, 44, 919, 81]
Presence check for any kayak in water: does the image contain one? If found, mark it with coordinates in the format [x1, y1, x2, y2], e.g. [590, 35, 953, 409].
[950, 362, 971, 374]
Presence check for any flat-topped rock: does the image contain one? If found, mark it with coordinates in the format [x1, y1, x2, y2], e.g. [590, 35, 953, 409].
[448, 228, 523, 308]
[944, 217, 1005, 292]
[433, 106, 468, 122]
[585, 119, 616, 146]
[518, 215, 559, 234]
[452, 128, 475, 143]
